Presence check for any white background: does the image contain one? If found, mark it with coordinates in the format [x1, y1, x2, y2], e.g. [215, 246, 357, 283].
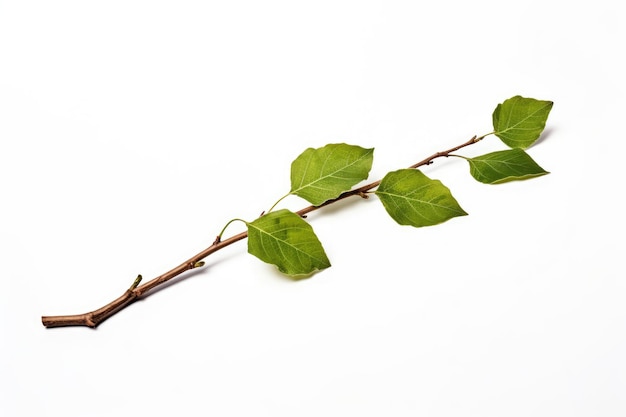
[1, 1, 624, 416]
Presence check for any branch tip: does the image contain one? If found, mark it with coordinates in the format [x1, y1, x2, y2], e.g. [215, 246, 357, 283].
[129, 274, 142, 290]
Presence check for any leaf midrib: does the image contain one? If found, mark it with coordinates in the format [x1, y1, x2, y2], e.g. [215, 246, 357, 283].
[247, 223, 327, 265]
[291, 148, 373, 195]
[376, 188, 466, 214]
[497, 101, 551, 136]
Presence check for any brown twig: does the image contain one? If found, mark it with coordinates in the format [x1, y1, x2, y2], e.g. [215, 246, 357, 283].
[41, 134, 483, 328]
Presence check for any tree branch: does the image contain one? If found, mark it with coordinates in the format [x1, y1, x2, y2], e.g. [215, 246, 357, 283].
[41, 135, 482, 328]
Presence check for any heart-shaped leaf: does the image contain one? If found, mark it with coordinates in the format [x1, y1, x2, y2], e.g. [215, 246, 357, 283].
[492, 96, 553, 149]
[290, 143, 374, 206]
[376, 169, 467, 227]
[468, 148, 549, 184]
[247, 209, 331, 277]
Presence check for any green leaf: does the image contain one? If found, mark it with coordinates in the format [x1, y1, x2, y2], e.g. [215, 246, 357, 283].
[492, 96, 553, 149]
[290, 143, 374, 206]
[247, 209, 331, 277]
[467, 148, 549, 184]
[376, 169, 467, 227]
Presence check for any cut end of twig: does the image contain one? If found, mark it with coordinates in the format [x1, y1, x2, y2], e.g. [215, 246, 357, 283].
[41, 313, 97, 329]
